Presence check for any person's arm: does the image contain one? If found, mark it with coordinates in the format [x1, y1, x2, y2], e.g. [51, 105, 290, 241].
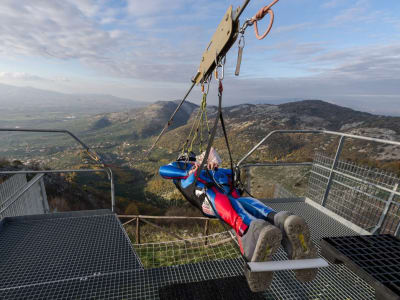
[196, 147, 222, 170]
[159, 162, 194, 179]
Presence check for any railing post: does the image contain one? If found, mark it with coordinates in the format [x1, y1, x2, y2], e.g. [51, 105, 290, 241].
[321, 136, 345, 206]
[372, 183, 399, 234]
[136, 217, 140, 244]
[395, 219, 400, 238]
[106, 168, 115, 212]
[39, 178, 50, 213]
[204, 219, 209, 245]
[245, 166, 251, 195]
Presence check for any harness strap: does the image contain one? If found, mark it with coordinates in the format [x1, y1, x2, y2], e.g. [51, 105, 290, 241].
[194, 80, 224, 186]
[219, 107, 235, 188]
[146, 81, 196, 156]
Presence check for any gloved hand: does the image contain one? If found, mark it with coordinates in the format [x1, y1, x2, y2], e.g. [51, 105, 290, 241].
[196, 147, 222, 170]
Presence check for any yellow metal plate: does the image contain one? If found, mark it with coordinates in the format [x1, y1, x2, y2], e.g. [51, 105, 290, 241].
[194, 6, 238, 84]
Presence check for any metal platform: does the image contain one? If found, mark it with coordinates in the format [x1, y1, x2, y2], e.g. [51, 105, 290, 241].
[321, 234, 400, 300]
[0, 201, 377, 299]
[0, 209, 142, 297]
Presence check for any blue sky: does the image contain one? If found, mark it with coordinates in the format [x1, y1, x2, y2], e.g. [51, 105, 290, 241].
[0, 0, 399, 115]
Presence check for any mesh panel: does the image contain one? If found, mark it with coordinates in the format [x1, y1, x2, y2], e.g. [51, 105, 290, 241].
[0, 210, 142, 291]
[133, 231, 240, 268]
[307, 152, 400, 235]
[323, 235, 400, 298]
[0, 174, 48, 218]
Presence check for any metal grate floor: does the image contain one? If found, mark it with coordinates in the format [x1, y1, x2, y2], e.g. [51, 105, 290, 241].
[0, 210, 142, 292]
[0, 202, 376, 299]
[322, 234, 400, 299]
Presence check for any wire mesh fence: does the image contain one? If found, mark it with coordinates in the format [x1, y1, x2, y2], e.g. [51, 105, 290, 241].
[132, 231, 241, 268]
[307, 152, 400, 236]
[273, 184, 298, 199]
[0, 174, 49, 219]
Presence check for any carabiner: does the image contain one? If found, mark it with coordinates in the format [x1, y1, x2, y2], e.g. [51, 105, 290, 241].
[214, 55, 226, 81]
[239, 19, 252, 35]
[201, 79, 211, 95]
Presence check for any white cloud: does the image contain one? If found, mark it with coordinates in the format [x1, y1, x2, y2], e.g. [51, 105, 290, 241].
[321, 0, 347, 9]
[274, 22, 312, 34]
[0, 71, 46, 81]
[126, 0, 185, 17]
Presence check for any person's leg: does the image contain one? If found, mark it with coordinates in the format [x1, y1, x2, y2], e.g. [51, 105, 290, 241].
[206, 187, 253, 236]
[207, 187, 281, 292]
[273, 212, 318, 282]
[230, 191, 276, 223]
[231, 191, 319, 282]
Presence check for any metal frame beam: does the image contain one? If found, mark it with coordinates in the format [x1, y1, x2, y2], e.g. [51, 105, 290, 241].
[237, 129, 400, 167]
[372, 183, 399, 234]
[0, 174, 44, 215]
[0, 128, 115, 212]
[321, 136, 345, 206]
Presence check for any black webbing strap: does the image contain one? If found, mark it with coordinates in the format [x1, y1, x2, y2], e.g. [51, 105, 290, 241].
[219, 108, 235, 187]
[193, 81, 224, 186]
[146, 81, 196, 156]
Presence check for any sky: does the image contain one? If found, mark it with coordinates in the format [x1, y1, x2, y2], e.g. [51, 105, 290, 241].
[0, 0, 399, 115]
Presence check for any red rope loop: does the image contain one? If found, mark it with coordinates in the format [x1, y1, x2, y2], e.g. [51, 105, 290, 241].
[250, 0, 280, 40]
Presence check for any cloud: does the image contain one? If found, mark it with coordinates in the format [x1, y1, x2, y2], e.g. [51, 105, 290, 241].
[321, 0, 347, 9]
[126, 0, 184, 17]
[274, 22, 312, 34]
[0, 71, 46, 81]
[0, 1, 122, 60]
[330, 0, 384, 26]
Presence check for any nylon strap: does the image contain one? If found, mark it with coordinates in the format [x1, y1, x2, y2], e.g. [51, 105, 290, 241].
[194, 80, 224, 185]
[146, 81, 196, 156]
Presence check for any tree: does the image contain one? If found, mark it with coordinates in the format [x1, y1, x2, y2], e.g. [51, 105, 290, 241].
[125, 202, 139, 215]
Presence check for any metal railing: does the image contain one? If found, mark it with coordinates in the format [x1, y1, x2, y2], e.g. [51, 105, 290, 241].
[0, 128, 115, 212]
[237, 129, 400, 237]
[0, 173, 49, 218]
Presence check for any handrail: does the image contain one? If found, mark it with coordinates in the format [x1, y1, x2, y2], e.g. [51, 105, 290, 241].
[241, 162, 312, 168]
[0, 128, 115, 211]
[237, 129, 400, 167]
[0, 174, 44, 215]
[0, 128, 105, 164]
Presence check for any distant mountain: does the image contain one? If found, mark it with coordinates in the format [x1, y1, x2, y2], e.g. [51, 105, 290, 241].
[84, 99, 400, 144]
[157, 99, 400, 162]
[0, 83, 146, 115]
[89, 100, 198, 138]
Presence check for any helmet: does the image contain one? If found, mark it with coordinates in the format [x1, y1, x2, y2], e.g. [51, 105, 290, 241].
[177, 151, 197, 162]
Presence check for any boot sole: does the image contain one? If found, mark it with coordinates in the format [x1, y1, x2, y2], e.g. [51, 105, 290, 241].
[284, 215, 318, 282]
[245, 225, 282, 292]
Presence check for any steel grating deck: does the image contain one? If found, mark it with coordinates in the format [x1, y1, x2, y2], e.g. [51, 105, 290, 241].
[321, 234, 400, 300]
[0, 202, 376, 299]
[0, 210, 142, 296]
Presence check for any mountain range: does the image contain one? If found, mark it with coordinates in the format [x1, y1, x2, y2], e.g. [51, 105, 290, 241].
[0, 83, 145, 115]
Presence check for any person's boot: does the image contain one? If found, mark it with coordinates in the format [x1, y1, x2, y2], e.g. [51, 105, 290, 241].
[274, 211, 318, 282]
[237, 220, 282, 292]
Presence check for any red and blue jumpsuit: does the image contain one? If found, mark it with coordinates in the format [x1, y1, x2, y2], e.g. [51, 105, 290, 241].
[159, 161, 276, 237]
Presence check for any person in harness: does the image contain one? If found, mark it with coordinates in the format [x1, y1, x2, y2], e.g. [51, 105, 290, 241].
[159, 148, 318, 292]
